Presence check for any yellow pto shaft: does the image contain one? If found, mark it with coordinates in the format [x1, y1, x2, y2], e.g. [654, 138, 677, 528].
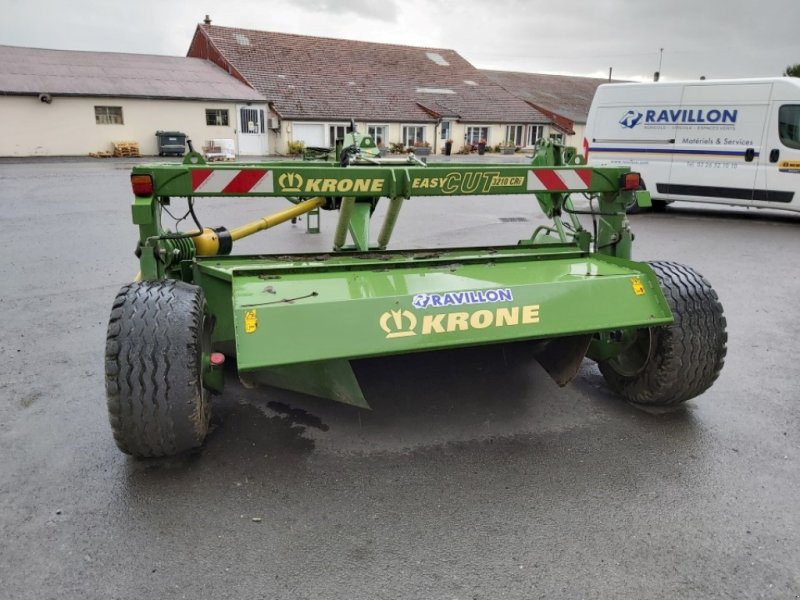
[193, 196, 326, 256]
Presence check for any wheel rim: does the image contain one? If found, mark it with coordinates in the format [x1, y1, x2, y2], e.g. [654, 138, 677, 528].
[607, 328, 654, 377]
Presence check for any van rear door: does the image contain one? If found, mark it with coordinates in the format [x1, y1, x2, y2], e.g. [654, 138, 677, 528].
[664, 82, 771, 207]
[586, 83, 682, 194]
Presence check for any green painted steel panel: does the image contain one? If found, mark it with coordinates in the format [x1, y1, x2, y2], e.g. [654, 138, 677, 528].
[240, 359, 369, 408]
[210, 250, 671, 371]
[133, 162, 628, 199]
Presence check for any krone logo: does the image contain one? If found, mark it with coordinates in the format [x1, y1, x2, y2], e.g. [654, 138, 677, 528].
[379, 309, 417, 339]
[278, 172, 304, 192]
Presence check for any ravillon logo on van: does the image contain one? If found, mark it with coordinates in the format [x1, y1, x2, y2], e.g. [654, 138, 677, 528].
[619, 108, 738, 129]
[619, 111, 644, 129]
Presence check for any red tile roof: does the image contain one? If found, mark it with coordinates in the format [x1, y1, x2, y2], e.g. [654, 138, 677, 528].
[483, 70, 627, 124]
[0, 44, 264, 102]
[189, 25, 550, 125]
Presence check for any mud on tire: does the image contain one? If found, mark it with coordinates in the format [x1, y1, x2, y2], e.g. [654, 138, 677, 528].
[598, 261, 727, 407]
[105, 280, 211, 457]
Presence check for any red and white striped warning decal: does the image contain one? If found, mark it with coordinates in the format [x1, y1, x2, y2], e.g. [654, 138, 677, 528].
[191, 169, 273, 194]
[526, 169, 592, 192]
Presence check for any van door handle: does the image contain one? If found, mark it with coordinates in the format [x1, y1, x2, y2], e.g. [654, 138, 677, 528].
[770, 149, 780, 163]
[744, 148, 755, 162]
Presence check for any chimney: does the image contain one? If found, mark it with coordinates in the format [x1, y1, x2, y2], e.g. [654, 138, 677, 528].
[203, 15, 212, 25]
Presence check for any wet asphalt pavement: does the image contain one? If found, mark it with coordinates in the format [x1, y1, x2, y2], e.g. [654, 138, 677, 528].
[0, 157, 798, 599]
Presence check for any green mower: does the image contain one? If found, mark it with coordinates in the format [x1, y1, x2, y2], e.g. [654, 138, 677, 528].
[105, 130, 726, 457]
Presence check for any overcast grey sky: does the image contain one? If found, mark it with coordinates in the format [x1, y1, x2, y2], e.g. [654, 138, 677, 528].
[2, 0, 797, 81]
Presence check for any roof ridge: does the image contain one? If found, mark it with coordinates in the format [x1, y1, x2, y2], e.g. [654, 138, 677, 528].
[482, 68, 619, 83]
[200, 24, 460, 55]
[0, 43, 188, 61]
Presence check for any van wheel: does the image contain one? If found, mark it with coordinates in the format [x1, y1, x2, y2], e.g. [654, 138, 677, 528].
[598, 261, 727, 408]
[625, 197, 642, 214]
[652, 199, 669, 212]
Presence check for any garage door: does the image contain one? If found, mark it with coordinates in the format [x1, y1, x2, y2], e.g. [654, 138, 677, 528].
[292, 123, 326, 148]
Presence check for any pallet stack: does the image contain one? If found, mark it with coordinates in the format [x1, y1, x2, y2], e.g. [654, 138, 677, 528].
[202, 138, 236, 162]
[112, 141, 141, 158]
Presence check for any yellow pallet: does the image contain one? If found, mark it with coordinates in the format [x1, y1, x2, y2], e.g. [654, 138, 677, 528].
[113, 141, 141, 157]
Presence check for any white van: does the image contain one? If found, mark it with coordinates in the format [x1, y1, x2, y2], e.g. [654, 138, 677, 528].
[584, 77, 800, 213]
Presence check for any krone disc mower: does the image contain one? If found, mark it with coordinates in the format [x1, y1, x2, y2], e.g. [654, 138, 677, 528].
[105, 133, 726, 457]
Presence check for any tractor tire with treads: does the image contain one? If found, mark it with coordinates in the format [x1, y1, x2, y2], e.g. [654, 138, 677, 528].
[598, 261, 727, 408]
[105, 280, 211, 457]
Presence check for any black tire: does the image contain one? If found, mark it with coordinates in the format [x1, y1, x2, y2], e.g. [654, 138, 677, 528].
[651, 199, 669, 212]
[105, 281, 212, 457]
[598, 261, 727, 407]
[625, 197, 643, 214]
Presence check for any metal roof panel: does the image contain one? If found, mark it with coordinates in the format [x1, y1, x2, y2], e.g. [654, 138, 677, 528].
[0, 45, 265, 101]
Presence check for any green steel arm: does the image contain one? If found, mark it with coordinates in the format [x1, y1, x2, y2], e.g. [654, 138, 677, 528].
[130, 154, 640, 277]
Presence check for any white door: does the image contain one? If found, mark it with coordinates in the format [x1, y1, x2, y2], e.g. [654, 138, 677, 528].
[756, 101, 800, 208]
[668, 83, 770, 206]
[292, 123, 326, 148]
[237, 105, 267, 155]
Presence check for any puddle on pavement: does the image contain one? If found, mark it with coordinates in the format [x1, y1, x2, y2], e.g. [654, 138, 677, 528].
[266, 401, 330, 432]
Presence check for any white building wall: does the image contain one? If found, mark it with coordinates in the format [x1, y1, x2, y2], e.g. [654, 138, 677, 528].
[565, 123, 586, 149]
[273, 120, 569, 156]
[0, 96, 250, 157]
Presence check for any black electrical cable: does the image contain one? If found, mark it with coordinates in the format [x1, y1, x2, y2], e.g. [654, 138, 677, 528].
[187, 198, 203, 231]
[158, 198, 204, 239]
[596, 241, 620, 250]
[161, 203, 189, 224]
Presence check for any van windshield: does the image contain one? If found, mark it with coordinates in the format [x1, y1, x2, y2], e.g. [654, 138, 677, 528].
[779, 105, 800, 149]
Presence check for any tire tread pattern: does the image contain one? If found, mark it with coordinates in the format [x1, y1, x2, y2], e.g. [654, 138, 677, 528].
[105, 281, 210, 457]
[599, 261, 727, 406]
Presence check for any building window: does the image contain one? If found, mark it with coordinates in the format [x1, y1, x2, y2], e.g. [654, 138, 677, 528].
[440, 121, 451, 141]
[206, 109, 230, 126]
[505, 125, 524, 146]
[95, 106, 123, 125]
[465, 126, 489, 145]
[241, 108, 265, 133]
[368, 124, 387, 147]
[330, 124, 348, 145]
[402, 125, 426, 147]
[779, 105, 800, 150]
[527, 125, 544, 146]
